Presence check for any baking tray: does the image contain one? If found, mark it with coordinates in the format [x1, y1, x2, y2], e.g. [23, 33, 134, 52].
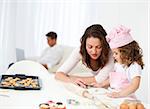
[0, 74, 41, 90]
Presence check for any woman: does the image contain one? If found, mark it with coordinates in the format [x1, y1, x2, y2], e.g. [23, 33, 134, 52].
[55, 24, 114, 88]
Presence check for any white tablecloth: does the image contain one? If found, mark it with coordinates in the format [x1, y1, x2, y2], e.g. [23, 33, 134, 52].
[0, 60, 149, 109]
[0, 60, 97, 109]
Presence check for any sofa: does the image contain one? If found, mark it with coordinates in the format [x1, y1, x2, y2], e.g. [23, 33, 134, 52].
[15, 45, 90, 76]
[48, 45, 91, 76]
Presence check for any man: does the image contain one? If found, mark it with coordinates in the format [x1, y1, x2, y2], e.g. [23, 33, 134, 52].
[8, 31, 63, 70]
[37, 31, 63, 69]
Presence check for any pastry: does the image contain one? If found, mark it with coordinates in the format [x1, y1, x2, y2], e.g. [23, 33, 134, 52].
[39, 103, 49, 109]
[48, 102, 66, 109]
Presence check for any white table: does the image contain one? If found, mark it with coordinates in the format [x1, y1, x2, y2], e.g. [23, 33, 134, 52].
[0, 60, 97, 109]
[0, 60, 149, 109]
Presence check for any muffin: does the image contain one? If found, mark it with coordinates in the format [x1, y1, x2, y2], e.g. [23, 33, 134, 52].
[49, 102, 66, 109]
[39, 103, 49, 109]
[119, 99, 145, 109]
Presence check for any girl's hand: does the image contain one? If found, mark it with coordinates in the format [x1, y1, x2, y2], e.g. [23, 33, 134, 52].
[106, 92, 121, 98]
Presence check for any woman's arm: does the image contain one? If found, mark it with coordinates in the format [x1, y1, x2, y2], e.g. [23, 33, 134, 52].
[55, 48, 93, 88]
[55, 72, 72, 82]
[55, 47, 97, 84]
[69, 51, 114, 85]
[55, 72, 96, 88]
[91, 78, 110, 88]
[56, 50, 114, 87]
[55, 48, 81, 81]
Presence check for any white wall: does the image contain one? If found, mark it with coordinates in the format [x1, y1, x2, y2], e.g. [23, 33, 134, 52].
[148, 1, 150, 104]
[16, 1, 149, 103]
[0, 0, 149, 103]
[0, 1, 17, 71]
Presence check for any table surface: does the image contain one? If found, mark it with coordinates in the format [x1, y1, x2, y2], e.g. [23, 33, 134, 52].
[0, 60, 149, 109]
[0, 60, 98, 109]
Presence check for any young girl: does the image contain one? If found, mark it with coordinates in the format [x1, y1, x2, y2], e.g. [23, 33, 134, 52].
[91, 25, 144, 99]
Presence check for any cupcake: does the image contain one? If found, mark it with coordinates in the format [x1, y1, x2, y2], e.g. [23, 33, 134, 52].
[49, 102, 66, 109]
[39, 103, 49, 109]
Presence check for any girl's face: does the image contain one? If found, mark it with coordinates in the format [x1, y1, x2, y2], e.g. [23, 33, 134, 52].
[86, 37, 102, 60]
[112, 48, 122, 64]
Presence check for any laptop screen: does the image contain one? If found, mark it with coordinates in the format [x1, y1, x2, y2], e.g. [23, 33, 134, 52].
[16, 48, 25, 61]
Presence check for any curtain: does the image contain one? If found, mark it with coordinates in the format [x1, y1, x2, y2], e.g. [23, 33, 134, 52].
[0, 0, 148, 76]
[0, 0, 148, 103]
[0, 0, 89, 72]
[14, 0, 91, 56]
[0, 0, 17, 72]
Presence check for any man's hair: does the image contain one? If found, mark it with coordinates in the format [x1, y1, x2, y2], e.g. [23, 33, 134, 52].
[46, 31, 57, 39]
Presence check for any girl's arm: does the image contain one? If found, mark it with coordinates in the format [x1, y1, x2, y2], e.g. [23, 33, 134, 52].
[107, 76, 141, 98]
[119, 76, 141, 97]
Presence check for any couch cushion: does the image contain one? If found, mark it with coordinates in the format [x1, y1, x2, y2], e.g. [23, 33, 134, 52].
[48, 45, 74, 73]
[48, 45, 91, 75]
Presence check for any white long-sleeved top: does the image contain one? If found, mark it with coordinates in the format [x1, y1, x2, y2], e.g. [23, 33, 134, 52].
[57, 48, 114, 83]
[37, 45, 63, 69]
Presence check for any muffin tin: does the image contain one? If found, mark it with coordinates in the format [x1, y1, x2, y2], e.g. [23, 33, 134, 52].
[0, 74, 41, 90]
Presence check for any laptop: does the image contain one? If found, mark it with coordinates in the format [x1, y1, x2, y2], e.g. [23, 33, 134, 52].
[16, 48, 25, 61]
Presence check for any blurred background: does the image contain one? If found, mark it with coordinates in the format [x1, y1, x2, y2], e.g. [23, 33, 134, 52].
[0, 0, 149, 104]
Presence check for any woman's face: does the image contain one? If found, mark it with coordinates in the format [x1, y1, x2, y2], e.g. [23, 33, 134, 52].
[86, 37, 102, 60]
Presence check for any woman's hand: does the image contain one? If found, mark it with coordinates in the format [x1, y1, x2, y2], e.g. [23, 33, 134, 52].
[70, 78, 87, 88]
[91, 79, 110, 88]
[90, 82, 103, 88]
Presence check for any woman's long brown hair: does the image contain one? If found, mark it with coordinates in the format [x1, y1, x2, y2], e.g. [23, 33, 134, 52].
[80, 24, 110, 70]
